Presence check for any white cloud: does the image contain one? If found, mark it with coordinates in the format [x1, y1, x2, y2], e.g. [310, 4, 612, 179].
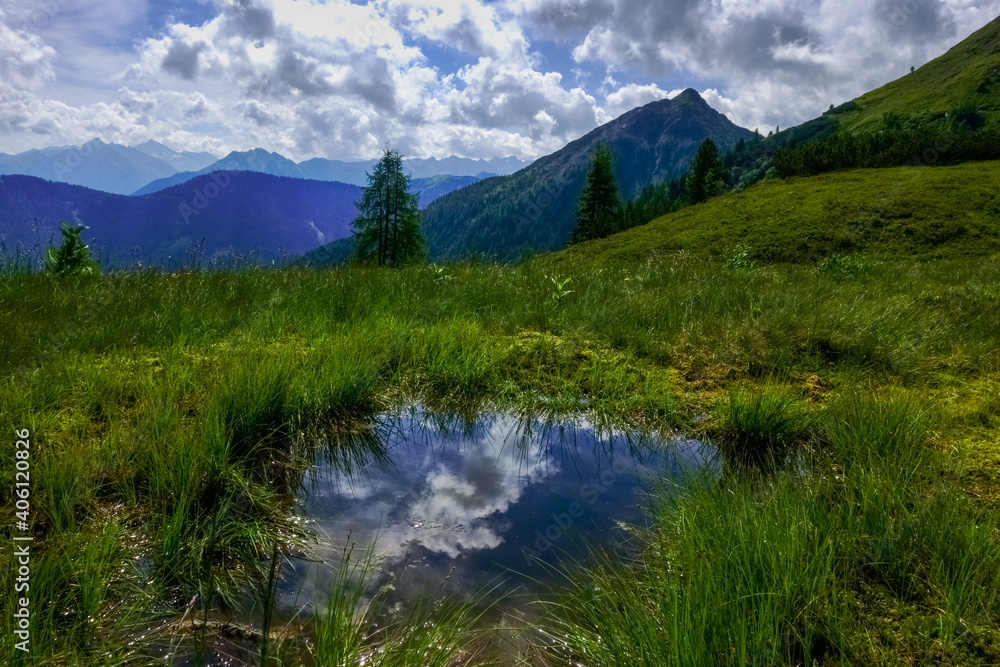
[602, 82, 675, 118]
[306, 415, 558, 563]
[0, 0, 998, 161]
[388, 0, 531, 64]
[0, 28, 55, 93]
[518, 0, 1000, 131]
[97, 0, 607, 160]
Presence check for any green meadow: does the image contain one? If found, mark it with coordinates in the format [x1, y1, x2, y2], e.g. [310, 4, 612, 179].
[2, 163, 1000, 665]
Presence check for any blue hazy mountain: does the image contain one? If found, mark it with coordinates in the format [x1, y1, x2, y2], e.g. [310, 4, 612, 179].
[0, 171, 361, 267]
[133, 151, 526, 194]
[410, 175, 483, 208]
[0, 139, 178, 195]
[131, 140, 219, 173]
[0, 139, 518, 200]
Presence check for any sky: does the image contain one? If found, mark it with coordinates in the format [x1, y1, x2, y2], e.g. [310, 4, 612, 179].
[0, 0, 997, 162]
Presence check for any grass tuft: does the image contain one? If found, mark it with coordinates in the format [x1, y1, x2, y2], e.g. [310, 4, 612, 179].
[714, 385, 813, 469]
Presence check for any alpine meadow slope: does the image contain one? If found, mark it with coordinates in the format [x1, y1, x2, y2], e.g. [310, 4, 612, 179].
[833, 15, 1000, 133]
[549, 161, 1000, 267]
[724, 15, 1000, 181]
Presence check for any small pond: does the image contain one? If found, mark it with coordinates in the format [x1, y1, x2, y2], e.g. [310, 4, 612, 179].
[278, 408, 719, 623]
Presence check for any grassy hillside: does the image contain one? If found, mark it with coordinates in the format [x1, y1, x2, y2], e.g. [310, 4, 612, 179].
[835, 16, 1000, 132]
[723, 17, 1000, 188]
[553, 161, 1000, 266]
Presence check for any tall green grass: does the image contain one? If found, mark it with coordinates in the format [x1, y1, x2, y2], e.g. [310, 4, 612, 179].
[1, 256, 999, 664]
[541, 394, 1000, 666]
[714, 385, 812, 468]
[312, 546, 502, 666]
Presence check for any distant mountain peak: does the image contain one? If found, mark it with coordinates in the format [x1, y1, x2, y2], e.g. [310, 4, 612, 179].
[0, 139, 177, 194]
[135, 139, 171, 151]
[131, 140, 219, 175]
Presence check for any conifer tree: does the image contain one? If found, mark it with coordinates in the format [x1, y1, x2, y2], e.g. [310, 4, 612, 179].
[571, 144, 622, 243]
[45, 222, 99, 276]
[685, 139, 728, 204]
[352, 147, 424, 266]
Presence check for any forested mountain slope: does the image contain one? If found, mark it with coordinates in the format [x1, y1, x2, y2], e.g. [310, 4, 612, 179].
[418, 89, 755, 260]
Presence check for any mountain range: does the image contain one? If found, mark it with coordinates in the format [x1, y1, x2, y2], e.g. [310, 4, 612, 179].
[300, 89, 754, 266]
[0, 171, 361, 266]
[0, 165, 495, 268]
[0, 139, 528, 198]
[132, 150, 527, 195]
[10, 12, 994, 272]
[0, 139, 194, 196]
[306, 16, 1000, 267]
[0, 90, 757, 268]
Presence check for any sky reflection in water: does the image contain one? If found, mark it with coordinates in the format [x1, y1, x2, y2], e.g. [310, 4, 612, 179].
[281, 409, 717, 616]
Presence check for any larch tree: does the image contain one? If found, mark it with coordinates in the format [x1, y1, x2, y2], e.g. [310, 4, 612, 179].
[571, 143, 622, 244]
[352, 147, 425, 266]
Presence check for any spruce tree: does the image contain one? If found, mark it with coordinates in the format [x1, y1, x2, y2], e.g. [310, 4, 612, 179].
[685, 139, 728, 204]
[571, 144, 622, 243]
[352, 147, 424, 266]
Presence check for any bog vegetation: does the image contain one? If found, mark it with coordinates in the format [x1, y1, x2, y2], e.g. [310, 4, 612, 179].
[3, 234, 1000, 664]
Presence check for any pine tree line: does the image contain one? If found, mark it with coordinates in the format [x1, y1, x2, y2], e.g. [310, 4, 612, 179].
[569, 138, 731, 246]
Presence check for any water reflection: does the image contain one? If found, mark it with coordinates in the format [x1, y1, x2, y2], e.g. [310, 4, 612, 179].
[281, 409, 716, 616]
